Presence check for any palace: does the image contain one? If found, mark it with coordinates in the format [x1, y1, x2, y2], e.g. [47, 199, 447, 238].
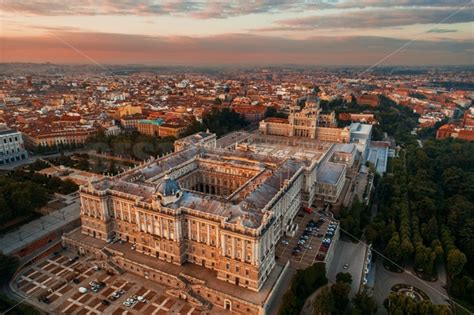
[259, 95, 351, 143]
[63, 120, 369, 313]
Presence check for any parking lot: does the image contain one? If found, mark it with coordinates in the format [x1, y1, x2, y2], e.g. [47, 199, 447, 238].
[275, 209, 338, 269]
[14, 252, 203, 315]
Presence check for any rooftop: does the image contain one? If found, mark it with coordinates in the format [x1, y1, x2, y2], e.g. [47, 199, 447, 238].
[333, 143, 356, 154]
[0, 125, 19, 136]
[350, 123, 372, 137]
[139, 118, 164, 125]
[85, 146, 305, 229]
[317, 162, 345, 185]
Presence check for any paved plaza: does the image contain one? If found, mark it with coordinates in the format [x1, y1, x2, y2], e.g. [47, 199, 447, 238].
[12, 252, 205, 315]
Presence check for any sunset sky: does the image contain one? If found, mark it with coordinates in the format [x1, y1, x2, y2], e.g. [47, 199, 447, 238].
[1, 0, 473, 65]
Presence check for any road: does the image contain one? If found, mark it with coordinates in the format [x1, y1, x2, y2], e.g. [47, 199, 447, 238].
[372, 258, 450, 313]
[327, 240, 367, 297]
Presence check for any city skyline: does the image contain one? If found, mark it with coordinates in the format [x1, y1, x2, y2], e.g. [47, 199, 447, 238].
[1, 0, 473, 65]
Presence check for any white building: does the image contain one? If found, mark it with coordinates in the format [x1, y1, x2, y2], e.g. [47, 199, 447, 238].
[349, 123, 373, 160]
[0, 126, 28, 165]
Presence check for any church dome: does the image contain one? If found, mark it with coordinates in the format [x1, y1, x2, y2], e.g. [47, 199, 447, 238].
[155, 174, 181, 197]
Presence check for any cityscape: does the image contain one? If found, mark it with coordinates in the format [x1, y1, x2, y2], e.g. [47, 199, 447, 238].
[0, 1, 473, 315]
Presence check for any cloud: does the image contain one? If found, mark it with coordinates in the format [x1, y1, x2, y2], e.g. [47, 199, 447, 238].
[427, 28, 458, 33]
[4, 0, 472, 18]
[0, 0, 332, 17]
[258, 7, 474, 31]
[333, 0, 471, 9]
[1, 0, 197, 16]
[1, 30, 472, 65]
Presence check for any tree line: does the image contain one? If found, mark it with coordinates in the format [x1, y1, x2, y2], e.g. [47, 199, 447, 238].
[182, 107, 250, 138]
[0, 170, 78, 226]
[365, 139, 473, 310]
[320, 95, 419, 144]
[86, 131, 175, 161]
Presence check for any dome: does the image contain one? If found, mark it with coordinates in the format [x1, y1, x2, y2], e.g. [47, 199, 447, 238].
[155, 175, 181, 197]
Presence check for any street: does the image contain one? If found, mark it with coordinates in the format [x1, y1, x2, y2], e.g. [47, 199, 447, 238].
[327, 240, 367, 296]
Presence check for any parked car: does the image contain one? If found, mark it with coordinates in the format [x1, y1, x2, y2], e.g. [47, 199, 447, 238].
[303, 207, 313, 214]
[78, 287, 88, 294]
[110, 289, 124, 300]
[281, 240, 289, 245]
[69, 256, 79, 263]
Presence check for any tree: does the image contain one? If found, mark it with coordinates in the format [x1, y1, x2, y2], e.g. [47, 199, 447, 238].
[447, 249, 467, 277]
[182, 119, 205, 137]
[385, 232, 402, 265]
[352, 291, 378, 315]
[0, 252, 19, 285]
[336, 272, 353, 284]
[76, 157, 90, 171]
[58, 179, 79, 195]
[266, 106, 288, 119]
[279, 263, 328, 315]
[384, 293, 452, 314]
[28, 159, 49, 171]
[331, 283, 351, 314]
[313, 286, 334, 315]
[421, 217, 438, 245]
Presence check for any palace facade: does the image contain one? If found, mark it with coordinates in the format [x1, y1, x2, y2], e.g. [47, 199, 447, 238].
[259, 96, 351, 143]
[63, 123, 365, 313]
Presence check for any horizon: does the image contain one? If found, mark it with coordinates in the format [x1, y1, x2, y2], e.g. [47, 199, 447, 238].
[1, 62, 474, 68]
